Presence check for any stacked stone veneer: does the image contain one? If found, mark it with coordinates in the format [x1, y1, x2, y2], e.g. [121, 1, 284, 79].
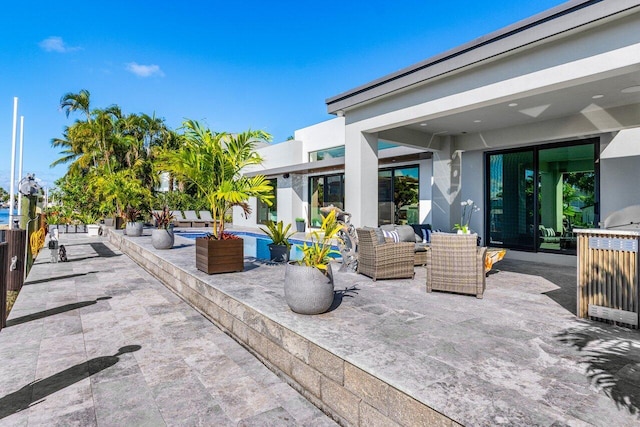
[107, 229, 459, 427]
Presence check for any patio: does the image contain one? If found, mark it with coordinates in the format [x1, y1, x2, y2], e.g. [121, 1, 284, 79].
[106, 228, 640, 426]
[2, 229, 640, 426]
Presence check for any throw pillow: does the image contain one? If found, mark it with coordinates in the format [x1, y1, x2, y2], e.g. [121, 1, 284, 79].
[421, 228, 430, 243]
[382, 229, 400, 243]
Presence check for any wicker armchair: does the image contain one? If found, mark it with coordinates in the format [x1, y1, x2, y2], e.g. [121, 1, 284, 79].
[356, 228, 415, 281]
[426, 233, 487, 298]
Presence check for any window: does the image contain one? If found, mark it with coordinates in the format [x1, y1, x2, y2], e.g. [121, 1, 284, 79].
[309, 174, 344, 227]
[256, 179, 277, 225]
[486, 140, 598, 254]
[309, 146, 345, 162]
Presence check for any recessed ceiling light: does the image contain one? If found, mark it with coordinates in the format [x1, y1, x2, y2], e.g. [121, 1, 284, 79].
[592, 94, 604, 99]
[473, 120, 482, 123]
[508, 103, 518, 107]
[461, 131, 467, 135]
[622, 86, 640, 93]
[419, 123, 427, 127]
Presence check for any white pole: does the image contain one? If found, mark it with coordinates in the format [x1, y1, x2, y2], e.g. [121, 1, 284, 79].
[8, 97, 18, 228]
[17, 115, 24, 218]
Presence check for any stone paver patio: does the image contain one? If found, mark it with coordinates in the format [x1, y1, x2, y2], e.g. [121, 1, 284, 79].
[107, 227, 640, 427]
[0, 234, 336, 426]
[2, 228, 640, 426]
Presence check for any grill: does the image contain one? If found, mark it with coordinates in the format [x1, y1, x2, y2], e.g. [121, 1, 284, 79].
[576, 205, 640, 328]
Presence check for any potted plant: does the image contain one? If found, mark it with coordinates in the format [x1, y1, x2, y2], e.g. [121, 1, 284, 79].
[159, 119, 274, 274]
[81, 213, 102, 237]
[124, 206, 144, 237]
[453, 199, 480, 234]
[284, 210, 342, 315]
[295, 217, 305, 233]
[260, 220, 294, 262]
[150, 207, 175, 249]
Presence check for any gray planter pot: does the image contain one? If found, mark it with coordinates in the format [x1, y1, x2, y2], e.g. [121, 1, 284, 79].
[151, 228, 174, 249]
[295, 221, 305, 233]
[268, 244, 289, 263]
[284, 263, 334, 315]
[126, 222, 144, 237]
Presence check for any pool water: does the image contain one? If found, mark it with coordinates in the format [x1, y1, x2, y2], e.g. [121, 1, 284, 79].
[176, 231, 340, 262]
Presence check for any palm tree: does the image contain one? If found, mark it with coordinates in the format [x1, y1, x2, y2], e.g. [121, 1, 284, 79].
[159, 119, 273, 238]
[59, 89, 92, 122]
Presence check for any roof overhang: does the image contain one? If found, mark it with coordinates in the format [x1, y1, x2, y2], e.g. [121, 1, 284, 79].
[326, 0, 640, 114]
[244, 152, 432, 178]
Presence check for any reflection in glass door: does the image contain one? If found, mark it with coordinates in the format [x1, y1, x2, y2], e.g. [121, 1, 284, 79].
[309, 174, 344, 228]
[488, 151, 534, 250]
[378, 166, 419, 225]
[538, 144, 595, 253]
[487, 140, 597, 253]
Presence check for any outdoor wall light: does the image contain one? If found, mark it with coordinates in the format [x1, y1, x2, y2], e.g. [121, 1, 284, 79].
[283, 173, 290, 179]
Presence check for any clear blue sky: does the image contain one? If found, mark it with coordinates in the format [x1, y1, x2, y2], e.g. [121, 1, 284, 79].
[0, 0, 567, 191]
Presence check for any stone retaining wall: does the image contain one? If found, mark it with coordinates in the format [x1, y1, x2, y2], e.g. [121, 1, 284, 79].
[106, 229, 459, 427]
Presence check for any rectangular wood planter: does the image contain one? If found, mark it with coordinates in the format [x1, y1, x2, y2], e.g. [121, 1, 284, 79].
[195, 237, 244, 274]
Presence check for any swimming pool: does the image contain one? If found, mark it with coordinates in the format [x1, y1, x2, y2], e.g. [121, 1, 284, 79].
[175, 231, 340, 262]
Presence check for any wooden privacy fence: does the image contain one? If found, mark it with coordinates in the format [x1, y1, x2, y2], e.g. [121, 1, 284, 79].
[0, 242, 6, 330]
[577, 230, 640, 329]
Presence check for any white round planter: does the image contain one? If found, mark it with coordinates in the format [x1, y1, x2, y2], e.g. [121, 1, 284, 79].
[151, 229, 174, 249]
[284, 263, 334, 315]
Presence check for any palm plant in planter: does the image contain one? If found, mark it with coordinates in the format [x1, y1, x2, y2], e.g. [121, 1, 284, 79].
[260, 220, 294, 262]
[284, 210, 342, 314]
[159, 119, 274, 274]
[150, 207, 175, 249]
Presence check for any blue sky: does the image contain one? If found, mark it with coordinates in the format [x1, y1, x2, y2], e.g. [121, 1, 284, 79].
[0, 0, 567, 191]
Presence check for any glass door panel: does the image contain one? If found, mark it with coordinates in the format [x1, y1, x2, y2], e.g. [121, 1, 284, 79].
[488, 151, 535, 249]
[309, 176, 324, 228]
[378, 170, 393, 225]
[394, 167, 419, 224]
[538, 144, 595, 254]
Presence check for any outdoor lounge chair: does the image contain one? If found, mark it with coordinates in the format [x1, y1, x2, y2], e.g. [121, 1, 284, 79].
[355, 228, 415, 281]
[198, 210, 215, 227]
[426, 233, 487, 298]
[183, 210, 205, 227]
[173, 211, 191, 228]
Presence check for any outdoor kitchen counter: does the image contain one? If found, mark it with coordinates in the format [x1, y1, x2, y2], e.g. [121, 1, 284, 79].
[575, 228, 640, 329]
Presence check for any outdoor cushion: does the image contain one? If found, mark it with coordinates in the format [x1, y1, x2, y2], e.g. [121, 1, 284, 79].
[410, 224, 432, 243]
[363, 226, 385, 244]
[396, 225, 416, 243]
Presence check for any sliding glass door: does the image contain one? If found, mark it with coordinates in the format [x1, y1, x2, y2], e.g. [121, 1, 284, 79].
[309, 174, 344, 228]
[486, 140, 597, 254]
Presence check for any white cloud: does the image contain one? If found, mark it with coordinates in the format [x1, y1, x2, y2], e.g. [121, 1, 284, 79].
[38, 36, 80, 53]
[126, 62, 165, 77]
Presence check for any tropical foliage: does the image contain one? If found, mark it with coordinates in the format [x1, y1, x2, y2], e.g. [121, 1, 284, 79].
[260, 220, 294, 247]
[158, 119, 273, 239]
[296, 210, 342, 272]
[51, 89, 171, 219]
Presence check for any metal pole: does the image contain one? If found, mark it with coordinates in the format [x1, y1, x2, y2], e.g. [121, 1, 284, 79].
[17, 115, 25, 219]
[8, 97, 18, 228]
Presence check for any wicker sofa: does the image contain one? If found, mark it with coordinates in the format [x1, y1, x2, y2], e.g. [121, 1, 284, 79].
[379, 224, 431, 266]
[355, 228, 415, 281]
[426, 232, 487, 298]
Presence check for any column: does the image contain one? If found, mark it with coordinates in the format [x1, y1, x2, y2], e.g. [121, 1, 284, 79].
[345, 126, 378, 227]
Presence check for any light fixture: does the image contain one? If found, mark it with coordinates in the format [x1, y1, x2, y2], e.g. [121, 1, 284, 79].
[592, 94, 604, 99]
[508, 103, 518, 107]
[419, 123, 427, 127]
[473, 120, 482, 123]
[621, 86, 640, 93]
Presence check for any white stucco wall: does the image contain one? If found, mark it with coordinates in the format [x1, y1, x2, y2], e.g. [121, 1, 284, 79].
[600, 128, 640, 222]
[294, 117, 345, 161]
